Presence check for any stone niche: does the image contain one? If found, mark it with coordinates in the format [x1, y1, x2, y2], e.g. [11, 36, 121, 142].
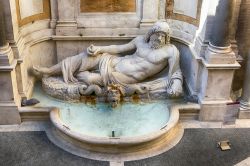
[80, 0, 136, 12]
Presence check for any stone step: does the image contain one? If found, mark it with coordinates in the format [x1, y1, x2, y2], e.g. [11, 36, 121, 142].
[19, 107, 51, 122]
[179, 106, 200, 120]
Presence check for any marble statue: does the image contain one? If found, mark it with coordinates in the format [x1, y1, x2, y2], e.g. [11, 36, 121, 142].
[34, 21, 183, 100]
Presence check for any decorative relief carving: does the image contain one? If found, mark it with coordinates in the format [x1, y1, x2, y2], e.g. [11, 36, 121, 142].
[16, 0, 50, 27]
[166, 0, 202, 26]
[80, 0, 136, 12]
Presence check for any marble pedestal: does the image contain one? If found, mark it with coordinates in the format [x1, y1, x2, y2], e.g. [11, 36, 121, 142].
[0, 44, 21, 124]
[238, 88, 250, 119]
[199, 44, 240, 121]
[238, 109, 250, 119]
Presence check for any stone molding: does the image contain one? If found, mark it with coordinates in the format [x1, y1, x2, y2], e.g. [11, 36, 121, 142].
[204, 43, 237, 64]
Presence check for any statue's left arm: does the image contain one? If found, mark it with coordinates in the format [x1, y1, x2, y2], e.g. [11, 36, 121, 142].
[165, 45, 183, 97]
[87, 38, 136, 56]
[166, 45, 180, 78]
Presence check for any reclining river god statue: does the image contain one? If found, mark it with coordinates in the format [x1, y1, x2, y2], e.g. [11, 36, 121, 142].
[33, 21, 183, 102]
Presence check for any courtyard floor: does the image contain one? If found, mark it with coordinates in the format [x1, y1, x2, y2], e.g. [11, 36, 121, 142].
[0, 120, 250, 166]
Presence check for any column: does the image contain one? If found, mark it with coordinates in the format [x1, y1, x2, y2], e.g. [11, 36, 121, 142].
[0, 1, 21, 124]
[0, 3, 7, 47]
[239, 51, 250, 118]
[199, 0, 240, 121]
[237, 0, 250, 118]
[205, 0, 236, 64]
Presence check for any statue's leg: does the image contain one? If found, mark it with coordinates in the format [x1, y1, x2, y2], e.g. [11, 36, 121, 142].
[33, 53, 86, 77]
[76, 71, 103, 86]
[33, 63, 62, 76]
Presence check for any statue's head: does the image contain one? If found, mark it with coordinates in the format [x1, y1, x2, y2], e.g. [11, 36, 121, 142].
[145, 21, 171, 49]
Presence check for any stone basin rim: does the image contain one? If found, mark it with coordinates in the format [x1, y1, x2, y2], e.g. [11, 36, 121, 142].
[49, 105, 180, 145]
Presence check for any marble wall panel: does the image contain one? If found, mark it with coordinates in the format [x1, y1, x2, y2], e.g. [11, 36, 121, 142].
[80, 0, 136, 12]
[16, 0, 50, 26]
[166, 0, 203, 26]
[19, 0, 43, 19]
[56, 40, 131, 62]
[173, 0, 198, 19]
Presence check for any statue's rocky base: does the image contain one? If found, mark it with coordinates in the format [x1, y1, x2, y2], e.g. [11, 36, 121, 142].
[42, 77, 81, 101]
[42, 76, 175, 102]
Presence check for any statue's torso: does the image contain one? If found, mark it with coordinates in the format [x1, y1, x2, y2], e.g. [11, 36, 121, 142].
[113, 37, 172, 81]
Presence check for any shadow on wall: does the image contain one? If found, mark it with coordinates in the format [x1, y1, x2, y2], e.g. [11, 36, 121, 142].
[172, 41, 200, 96]
[22, 40, 57, 97]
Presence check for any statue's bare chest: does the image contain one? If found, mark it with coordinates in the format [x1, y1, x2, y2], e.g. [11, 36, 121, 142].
[135, 45, 166, 64]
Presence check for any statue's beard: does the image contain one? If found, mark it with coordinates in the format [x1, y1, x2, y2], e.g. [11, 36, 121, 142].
[149, 40, 165, 49]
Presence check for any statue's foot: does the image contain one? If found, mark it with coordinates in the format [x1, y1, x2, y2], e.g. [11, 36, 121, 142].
[33, 65, 45, 74]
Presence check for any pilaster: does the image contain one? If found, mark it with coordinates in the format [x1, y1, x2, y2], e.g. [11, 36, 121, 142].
[0, 44, 21, 124]
[56, 0, 77, 35]
[0, 1, 21, 124]
[140, 0, 159, 28]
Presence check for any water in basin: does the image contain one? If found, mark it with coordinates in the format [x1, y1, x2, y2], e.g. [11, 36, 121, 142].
[33, 85, 178, 137]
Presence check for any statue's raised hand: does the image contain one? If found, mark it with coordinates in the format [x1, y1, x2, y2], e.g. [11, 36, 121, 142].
[87, 44, 101, 56]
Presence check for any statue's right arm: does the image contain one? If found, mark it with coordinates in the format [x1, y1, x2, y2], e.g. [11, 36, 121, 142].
[87, 38, 137, 56]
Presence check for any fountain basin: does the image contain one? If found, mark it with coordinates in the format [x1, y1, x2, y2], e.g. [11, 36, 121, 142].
[31, 85, 183, 154]
[49, 102, 180, 153]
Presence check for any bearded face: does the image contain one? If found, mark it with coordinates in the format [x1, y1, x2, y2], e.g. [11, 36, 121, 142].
[149, 32, 166, 49]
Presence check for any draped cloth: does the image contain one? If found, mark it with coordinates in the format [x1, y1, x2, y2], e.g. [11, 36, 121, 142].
[61, 54, 83, 83]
